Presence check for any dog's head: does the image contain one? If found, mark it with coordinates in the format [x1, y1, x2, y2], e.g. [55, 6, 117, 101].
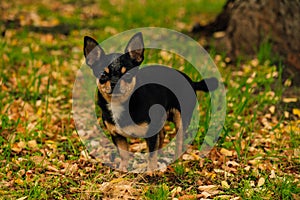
[84, 33, 144, 103]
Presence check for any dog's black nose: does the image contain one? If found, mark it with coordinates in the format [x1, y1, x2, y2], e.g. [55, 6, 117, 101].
[110, 82, 116, 89]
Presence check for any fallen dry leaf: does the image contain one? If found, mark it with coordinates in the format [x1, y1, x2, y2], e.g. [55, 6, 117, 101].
[269, 170, 276, 179]
[257, 177, 265, 187]
[30, 155, 50, 167]
[45, 140, 57, 150]
[292, 108, 300, 117]
[171, 186, 182, 198]
[16, 196, 28, 200]
[284, 111, 290, 118]
[221, 180, 230, 189]
[283, 97, 297, 103]
[15, 178, 24, 185]
[201, 189, 220, 198]
[214, 169, 234, 177]
[27, 140, 38, 149]
[226, 160, 240, 167]
[178, 194, 200, 200]
[160, 51, 172, 62]
[269, 105, 275, 114]
[284, 79, 292, 86]
[47, 165, 59, 172]
[198, 185, 218, 192]
[220, 148, 233, 157]
[182, 154, 196, 161]
[11, 141, 26, 153]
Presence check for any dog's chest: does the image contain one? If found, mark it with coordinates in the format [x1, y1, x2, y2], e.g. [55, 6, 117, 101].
[107, 103, 124, 122]
[106, 102, 150, 138]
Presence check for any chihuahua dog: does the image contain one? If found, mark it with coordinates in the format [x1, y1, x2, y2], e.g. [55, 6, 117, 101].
[83, 32, 218, 171]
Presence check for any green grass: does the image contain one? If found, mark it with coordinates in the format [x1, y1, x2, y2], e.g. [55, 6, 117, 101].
[226, 173, 300, 199]
[1, 0, 300, 199]
[144, 184, 170, 200]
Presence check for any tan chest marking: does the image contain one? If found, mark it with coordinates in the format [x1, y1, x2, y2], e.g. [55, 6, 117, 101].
[104, 121, 149, 138]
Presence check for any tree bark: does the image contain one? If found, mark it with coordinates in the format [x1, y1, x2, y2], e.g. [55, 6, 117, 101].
[193, 0, 300, 83]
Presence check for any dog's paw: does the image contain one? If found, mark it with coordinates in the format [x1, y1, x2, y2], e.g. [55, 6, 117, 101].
[119, 161, 128, 172]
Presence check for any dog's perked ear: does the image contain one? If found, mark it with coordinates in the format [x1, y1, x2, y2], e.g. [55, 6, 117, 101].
[84, 36, 105, 67]
[125, 32, 144, 66]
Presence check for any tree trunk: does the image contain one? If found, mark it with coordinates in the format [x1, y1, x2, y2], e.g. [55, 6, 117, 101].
[192, 0, 300, 84]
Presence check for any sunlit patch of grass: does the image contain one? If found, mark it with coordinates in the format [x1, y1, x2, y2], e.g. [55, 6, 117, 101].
[226, 173, 300, 199]
[216, 56, 285, 158]
[173, 161, 185, 177]
[144, 183, 170, 200]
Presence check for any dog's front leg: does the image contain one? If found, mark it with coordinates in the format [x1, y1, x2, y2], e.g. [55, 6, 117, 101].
[111, 135, 129, 171]
[146, 134, 160, 171]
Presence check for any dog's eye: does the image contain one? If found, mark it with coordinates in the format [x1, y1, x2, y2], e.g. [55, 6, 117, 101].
[122, 72, 134, 82]
[99, 72, 109, 84]
[122, 68, 138, 82]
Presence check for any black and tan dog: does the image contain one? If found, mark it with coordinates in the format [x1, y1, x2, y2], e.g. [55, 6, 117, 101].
[83, 32, 218, 171]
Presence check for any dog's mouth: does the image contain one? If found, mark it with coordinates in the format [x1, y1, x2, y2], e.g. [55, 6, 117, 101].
[111, 88, 132, 96]
[107, 87, 130, 97]
[108, 89, 132, 103]
[111, 93, 123, 97]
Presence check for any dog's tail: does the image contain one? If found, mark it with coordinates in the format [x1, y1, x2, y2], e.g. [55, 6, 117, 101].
[193, 77, 219, 92]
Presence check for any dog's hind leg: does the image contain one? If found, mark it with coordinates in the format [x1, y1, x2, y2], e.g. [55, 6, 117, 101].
[158, 129, 165, 149]
[146, 134, 160, 171]
[173, 109, 184, 159]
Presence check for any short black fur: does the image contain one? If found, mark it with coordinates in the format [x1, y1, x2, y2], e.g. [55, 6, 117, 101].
[83, 32, 218, 171]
